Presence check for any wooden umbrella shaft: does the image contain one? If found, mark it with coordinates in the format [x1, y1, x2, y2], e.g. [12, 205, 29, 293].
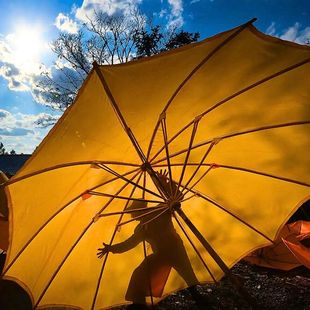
[175, 207, 258, 308]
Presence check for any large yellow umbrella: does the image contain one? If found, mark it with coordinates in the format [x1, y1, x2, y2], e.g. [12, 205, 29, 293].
[1, 19, 310, 309]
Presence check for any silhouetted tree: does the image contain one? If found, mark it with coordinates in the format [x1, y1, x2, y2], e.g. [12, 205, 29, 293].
[35, 10, 200, 113]
[0, 143, 6, 155]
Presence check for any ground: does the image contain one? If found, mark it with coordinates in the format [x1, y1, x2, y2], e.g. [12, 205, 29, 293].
[1, 260, 309, 309]
[115, 261, 310, 310]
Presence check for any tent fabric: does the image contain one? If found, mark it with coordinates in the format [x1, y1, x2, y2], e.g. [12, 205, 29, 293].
[245, 221, 310, 270]
[2, 21, 310, 309]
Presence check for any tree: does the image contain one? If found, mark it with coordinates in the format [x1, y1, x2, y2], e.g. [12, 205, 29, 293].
[36, 10, 200, 112]
[165, 30, 200, 50]
[10, 149, 16, 155]
[0, 142, 6, 155]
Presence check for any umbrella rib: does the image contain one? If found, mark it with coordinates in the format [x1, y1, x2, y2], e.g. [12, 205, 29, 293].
[1, 168, 139, 276]
[142, 171, 155, 306]
[173, 211, 217, 283]
[34, 171, 141, 308]
[142, 168, 154, 307]
[175, 207, 257, 306]
[93, 62, 147, 163]
[141, 208, 170, 227]
[176, 119, 200, 193]
[117, 206, 168, 228]
[89, 191, 163, 204]
[149, 57, 310, 164]
[146, 18, 257, 160]
[181, 140, 217, 195]
[180, 185, 273, 243]
[218, 164, 310, 187]
[97, 163, 163, 199]
[2, 160, 140, 187]
[151, 121, 310, 166]
[182, 165, 214, 197]
[98, 205, 167, 217]
[160, 116, 174, 195]
[154, 161, 310, 188]
[91, 172, 144, 310]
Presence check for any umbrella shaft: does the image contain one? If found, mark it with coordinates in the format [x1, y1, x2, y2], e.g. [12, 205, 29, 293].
[175, 208, 258, 308]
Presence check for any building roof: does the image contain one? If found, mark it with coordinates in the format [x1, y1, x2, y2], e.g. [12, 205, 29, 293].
[0, 155, 31, 177]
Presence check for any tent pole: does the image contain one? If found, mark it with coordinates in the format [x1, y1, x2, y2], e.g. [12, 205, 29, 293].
[175, 207, 258, 309]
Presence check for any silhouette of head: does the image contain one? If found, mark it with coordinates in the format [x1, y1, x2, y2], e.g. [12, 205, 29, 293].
[127, 200, 148, 220]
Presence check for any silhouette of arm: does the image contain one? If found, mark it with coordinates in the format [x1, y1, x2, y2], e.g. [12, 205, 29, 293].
[110, 227, 143, 253]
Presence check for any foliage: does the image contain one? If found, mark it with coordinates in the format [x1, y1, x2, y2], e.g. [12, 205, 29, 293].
[0, 142, 16, 155]
[0, 143, 5, 155]
[36, 10, 200, 112]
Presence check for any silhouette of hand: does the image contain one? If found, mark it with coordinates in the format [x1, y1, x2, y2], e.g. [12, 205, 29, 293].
[156, 169, 169, 182]
[97, 242, 111, 259]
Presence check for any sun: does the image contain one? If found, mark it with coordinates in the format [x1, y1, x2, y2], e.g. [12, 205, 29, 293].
[7, 25, 47, 73]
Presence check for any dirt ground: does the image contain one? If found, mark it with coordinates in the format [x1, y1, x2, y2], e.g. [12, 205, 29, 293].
[1, 260, 310, 309]
[158, 261, 310, 310]
[113, 261, 310, 310]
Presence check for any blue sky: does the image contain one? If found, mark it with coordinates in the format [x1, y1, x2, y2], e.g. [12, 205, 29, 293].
[0, 0, 309, 154]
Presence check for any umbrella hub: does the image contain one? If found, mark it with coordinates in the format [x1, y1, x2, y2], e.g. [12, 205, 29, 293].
[166, 199, 181, 211]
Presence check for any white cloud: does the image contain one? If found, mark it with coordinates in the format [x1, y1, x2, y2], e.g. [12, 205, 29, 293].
[0, 109, 59, 132]
[75, 0, 143, 22]
[280, 23, 310, 44]
[54, 13, 79, 34]
[266, 22, 276, 36]
[190, 0, 200, 4]
[167, 0, 184, 28]
[0, 109, 60, 153]
[0, 62, 29, 91]
[266, 22, 310, 45]
[159, 9, 167, 18]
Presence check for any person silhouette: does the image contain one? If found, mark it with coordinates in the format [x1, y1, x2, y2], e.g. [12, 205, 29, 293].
[97, 171, 203, 309]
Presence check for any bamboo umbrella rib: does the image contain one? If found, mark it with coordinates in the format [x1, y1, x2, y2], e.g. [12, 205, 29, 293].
[98, 205, 166, 218]
[93, 62, 147, 163]
[160, 117, 174, 195]
[179, 185, 273, 243]
[33, 172, 141, 308]
[151, 121, 310, 167]
[117, 206, 168, 228]
[146, 18, 257, 160]
[2, 160, 140, 187]
[182, 166, 214, 197]
[175, 208, 259, 307]
[141, 208, 170, 227]
[181, 138, 217, 195]
[176, 119, 199, 194]
[218, 164, 310, 187]
[142, 171, 155, 307]
[88, 191, 163, 204]
[173, 211, 217, 283]
[149, 57, 310, 164]
[97, 163, 163, 199]
[175, 208, 236, 281]
[153, 162, 310, 188]
[91, 172, 144, 310]
[2, 168, 140, 276]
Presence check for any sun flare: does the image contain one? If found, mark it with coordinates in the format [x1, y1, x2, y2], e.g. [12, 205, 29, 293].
[7, 25, 46, 73]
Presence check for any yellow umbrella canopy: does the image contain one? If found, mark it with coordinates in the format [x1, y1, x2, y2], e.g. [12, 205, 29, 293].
[2, 19, 310, 309]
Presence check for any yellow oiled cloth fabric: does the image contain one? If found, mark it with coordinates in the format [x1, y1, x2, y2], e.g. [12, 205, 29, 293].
[2, 22, 310, 310]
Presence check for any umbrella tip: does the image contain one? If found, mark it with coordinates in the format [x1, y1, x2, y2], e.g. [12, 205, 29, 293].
[247, 18, 257, 25]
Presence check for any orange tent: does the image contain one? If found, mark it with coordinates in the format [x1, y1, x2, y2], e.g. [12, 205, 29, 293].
[245, 221, 310, 270]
